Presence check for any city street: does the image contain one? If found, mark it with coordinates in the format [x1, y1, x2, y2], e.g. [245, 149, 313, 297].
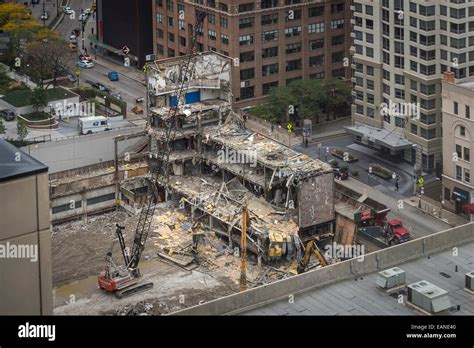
[53, 0, 147, 123]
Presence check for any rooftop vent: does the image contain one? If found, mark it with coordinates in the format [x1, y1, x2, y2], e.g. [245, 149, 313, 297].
[407, 280, 451, 314]
[376, 267, 405, 291]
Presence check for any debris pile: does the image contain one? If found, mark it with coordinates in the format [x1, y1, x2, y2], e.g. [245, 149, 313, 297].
[115, 301, 154, 316]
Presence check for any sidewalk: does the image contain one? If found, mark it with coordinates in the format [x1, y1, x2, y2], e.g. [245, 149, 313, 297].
[0, 63, 37, 89]
[404, 195, 469, 227]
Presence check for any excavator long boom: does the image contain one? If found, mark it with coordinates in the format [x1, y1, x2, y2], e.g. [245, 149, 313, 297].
[297, 240, 328, 274]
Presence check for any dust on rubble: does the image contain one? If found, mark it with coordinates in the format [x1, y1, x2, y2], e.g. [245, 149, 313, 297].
[52, 206, 296, 315]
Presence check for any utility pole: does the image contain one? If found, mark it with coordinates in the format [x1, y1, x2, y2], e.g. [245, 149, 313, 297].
[240, 205, 247, 292]
[42, 1, 46, 27]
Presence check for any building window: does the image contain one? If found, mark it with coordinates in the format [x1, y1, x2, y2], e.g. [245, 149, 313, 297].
[168, 32, 175, 42]
[179, 36, 186, 46]
[157, 13, 163, 23]
[239, 17, 254, 29]
[309, 55, 324, 68]
[208, 30, 217, 40]
[167, 48, 175, 57]
[460, 126, 466, 136]
[168, 16, 174, 26]
[331, 19, 344, 30]
[157, 44, 164, 55]
[166, 0, 173, 11]
[262, 63, 278, 76]
[262, 81, 278, 95]
[157, 28, 164, 38]
[466, 105, 471, 119]
[454, 101, 459, 115]
[308, 22, 324, 34]
[465, 169, 471, 183]
[178, 20, 186, 30]
[456, 144, 463, 159]
[261, 0, 278, 9]
[286, 59, 302, 72]
[286, 42, 302, 54]
[240, 51, 254, 62]
[331, 3, 344, 14]
[262, 30, 278, 41]
[220, 17, 228, 28]
[262, 47, 278, 59]
[239, 35, 254, 46]
[310, 39, 324, 50]
[240, 68, 255, 80]
[239, 3, 255, 12]
[308, 6, 324, 17]
[240, 86, 254, 100]
[208, 14, 216, 24]
[456, 165, 462, 181]
[221, 34, 229, 45]
[464, 147, 470, 162]
[262, 13, 278, 25]
[285, 26, 301, 37]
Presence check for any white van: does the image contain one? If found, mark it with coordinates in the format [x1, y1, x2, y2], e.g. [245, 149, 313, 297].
[78, 116, 111, 135]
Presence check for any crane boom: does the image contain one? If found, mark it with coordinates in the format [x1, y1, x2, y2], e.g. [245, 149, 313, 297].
[98, 10, 208, 298]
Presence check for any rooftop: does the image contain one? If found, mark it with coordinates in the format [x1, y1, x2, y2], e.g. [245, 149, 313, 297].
[0, 139, 48, 182]
[243, 241, 474, 315]
[345, 124, 413, 151]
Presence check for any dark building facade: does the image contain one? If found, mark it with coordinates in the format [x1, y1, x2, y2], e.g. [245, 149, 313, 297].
[96, 0, 154, 67]
[153, 0, 352, 108]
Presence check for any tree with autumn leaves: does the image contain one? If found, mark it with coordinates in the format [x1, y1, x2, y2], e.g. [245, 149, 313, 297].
[0, 3, 73, 89]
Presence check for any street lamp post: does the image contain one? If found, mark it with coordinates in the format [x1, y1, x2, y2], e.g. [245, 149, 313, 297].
[412, 143, 418, 195]
[48, 103, 53, 139]
[103, 96, 108, 118]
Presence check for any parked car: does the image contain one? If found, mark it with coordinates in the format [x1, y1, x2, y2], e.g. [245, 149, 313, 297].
[69, 42, 77, 50]
[40, 12, 49, 21]
[76, 60, 94, 68]
[69, 34, 77, 43]
[78, 13, 88, 21]
[107, 71, 119, 81]
[91, 82, 110, 93]
[84, 8, 92, 15]
[63, 7, 74, 15]
[72, 28, 81, 37]
[0, 109, 16, 121]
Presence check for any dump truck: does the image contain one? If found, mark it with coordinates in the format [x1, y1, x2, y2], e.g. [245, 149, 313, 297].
[356, 209, 410, 247]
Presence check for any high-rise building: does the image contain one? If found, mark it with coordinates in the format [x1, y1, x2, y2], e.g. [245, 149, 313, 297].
[441, 71, 474, 215]
[153, 0, 352, 108]
[95, 0, 154, 67]
[348, 0, 474, 176]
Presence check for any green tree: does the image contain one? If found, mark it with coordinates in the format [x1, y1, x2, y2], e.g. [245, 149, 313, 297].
[31, 87, 47, 112]
[0, 118, 6, 135]
[17, 119, 27, 140]
[324, 78, 351, 121]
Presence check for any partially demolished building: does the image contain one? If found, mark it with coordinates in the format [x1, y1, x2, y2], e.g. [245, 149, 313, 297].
[145, 52, 335, 262]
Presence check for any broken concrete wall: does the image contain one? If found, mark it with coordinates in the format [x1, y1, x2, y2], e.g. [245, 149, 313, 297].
[298, 173, 335, 228]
